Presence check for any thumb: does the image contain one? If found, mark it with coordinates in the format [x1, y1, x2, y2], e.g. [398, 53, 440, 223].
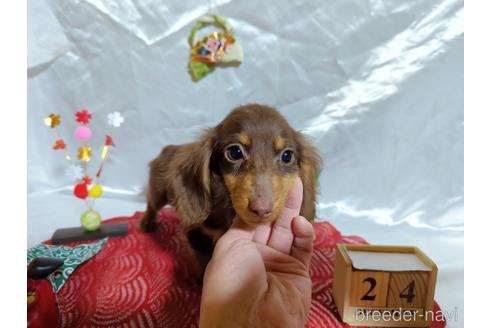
[290, 216, 314, 267]
[267, 177, 303, 254]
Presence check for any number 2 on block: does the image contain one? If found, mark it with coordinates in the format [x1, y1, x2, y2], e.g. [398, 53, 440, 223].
[361, 277, 377, 301]
[350, 271, 389, 307]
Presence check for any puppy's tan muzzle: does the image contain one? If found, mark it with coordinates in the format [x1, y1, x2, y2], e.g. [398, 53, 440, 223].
[247, 174, 274, 219]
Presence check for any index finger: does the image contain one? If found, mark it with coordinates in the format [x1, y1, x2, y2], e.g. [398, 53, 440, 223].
[267, 177, 303, 254]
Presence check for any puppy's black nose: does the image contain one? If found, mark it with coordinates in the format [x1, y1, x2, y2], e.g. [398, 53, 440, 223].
[248, 198, 273, 218]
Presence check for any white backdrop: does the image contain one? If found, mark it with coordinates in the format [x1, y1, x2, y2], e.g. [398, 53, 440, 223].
[28, 0, 463, 326]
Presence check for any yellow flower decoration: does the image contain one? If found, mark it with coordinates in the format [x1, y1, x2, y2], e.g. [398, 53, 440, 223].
[44, 114, 61, 128]
[77, 146, 92, 162]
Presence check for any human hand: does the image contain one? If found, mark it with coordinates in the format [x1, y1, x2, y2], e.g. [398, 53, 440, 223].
[199, 177, 314, 328]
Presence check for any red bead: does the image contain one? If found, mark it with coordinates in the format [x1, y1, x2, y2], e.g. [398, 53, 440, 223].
[74, 183, 88, 199]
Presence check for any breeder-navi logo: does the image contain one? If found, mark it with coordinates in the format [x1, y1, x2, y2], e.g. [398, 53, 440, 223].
[355, 307, 458, 323]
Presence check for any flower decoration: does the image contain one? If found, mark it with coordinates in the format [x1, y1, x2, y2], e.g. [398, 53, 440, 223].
[104, 135, 114, 146]
[75, 109, 92, 125]
[77, 146, 92, 162]
[192, 32, 232, 64]
[107, 112, 124, 127]
[65, 164, 84, 181]
[53, 139, 66, 150]
[45, 114, 73, 160]
[44, 108, 124, 232]
[204, 37, 221, 53]
[105, 135, 114, 146]
[44, 114, 61, 128]
[82, 176, 92, 185]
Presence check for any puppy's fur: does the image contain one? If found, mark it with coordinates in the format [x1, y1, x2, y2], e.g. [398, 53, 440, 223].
[140, 104, 321, 263]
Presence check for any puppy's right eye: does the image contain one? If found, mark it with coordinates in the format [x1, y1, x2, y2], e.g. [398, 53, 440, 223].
[225, 145, 244, 162]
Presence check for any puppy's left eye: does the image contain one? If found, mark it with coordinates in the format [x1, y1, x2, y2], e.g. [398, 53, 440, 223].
[281, 150, 294, 164]
[225, 144, 244, 162]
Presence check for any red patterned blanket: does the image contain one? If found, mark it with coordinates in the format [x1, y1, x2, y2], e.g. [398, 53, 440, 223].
[49, 209, 445, 328]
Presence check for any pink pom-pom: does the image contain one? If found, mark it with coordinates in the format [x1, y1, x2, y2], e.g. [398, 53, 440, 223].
[74, 126, 92, 141]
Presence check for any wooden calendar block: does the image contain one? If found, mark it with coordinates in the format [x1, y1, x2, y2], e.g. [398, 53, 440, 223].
[387, 272, 429, 308]
[350, 271, 390, 307]
[333, 244, 438, 327]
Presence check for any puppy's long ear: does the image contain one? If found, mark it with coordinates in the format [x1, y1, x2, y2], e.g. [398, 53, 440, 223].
[296, 132, 322, 221]
[174, 128, 216, 228]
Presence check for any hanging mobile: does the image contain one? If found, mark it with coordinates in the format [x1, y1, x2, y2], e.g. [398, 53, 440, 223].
[188, 14, 243, 81]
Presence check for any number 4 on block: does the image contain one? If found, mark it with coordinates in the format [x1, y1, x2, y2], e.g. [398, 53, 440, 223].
[387, 272, 429, 308]
[350, 271, 390, 307]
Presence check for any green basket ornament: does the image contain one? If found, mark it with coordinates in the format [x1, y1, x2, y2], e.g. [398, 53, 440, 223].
[188, 14, 243, 81]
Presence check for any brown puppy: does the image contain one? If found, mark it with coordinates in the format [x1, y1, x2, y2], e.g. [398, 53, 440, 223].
[140, 104, 321, 264]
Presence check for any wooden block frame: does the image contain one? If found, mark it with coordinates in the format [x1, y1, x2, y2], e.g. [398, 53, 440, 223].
[333, 244, 438, 327]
